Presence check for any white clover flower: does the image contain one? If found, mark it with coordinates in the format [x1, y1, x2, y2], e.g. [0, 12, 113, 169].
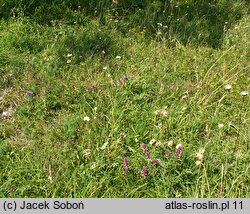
[66, 59, 72, 64]
[224, 84, 232, 90]
[44, 56, 50, 61]
[154, 109, 168, 117]
[67, 53, 72, 58]
[2, 107, 13, 117]
[154, 109, 161, 115]
[103, 66, 108, 70]
[115, 55, 121, 59]
[218, 123, 224, 128]
[154, 123, 162, 129]
[48, 176, 53, 183]
[84, 116, 90, 121]
[83, 149, 91, 156]
[90, 163, 96, 170]
[161, 109, 168, 117]
[167, 140, 173, 147]
[157, 31, 162, 36]
[149, 138, 156, 145]
[240, 91, 249, 96]
[196, 160, 202, 166]
[196, 148, 205, 160]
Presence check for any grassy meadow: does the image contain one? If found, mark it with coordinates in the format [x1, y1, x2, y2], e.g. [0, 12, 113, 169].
[0, 0, 249, 197]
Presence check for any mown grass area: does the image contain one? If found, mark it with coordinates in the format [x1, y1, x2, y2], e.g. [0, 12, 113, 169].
[0, 0, 249, 197]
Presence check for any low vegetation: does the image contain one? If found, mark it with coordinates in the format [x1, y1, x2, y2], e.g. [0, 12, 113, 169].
[0, 0, 249, 197]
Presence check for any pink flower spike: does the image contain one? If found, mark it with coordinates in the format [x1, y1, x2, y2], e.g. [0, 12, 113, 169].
[118, 77, 125, 85]
[141, 143, 146, 151]
[165, 149, 170, 157]
[145, 151, 150, 159]
[152, 159, 158, 165]
[176, 144, 182, 153]
[173, 152, 179, 159]
[123, 157, 129, 168]
[25, 91, 33, 97]
[122, 166, 128, 174]
[141, 166, 149, 176]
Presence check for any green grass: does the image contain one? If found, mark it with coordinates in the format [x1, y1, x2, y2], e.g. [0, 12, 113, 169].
[0, 1, 249, 197]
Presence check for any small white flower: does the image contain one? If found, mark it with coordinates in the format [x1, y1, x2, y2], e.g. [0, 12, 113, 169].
[161, 109, 168, 117]
[2, 107, 13, 117]
[48, 176, 53, 183]
[103, 66, 108, 70]
[67, 53, 72, 58]
[154, 109, 168, 117]
[111, 162, 118, 168]
[240, 91, 249, 96]
[168, 140, 173, 147]
[196, 160, 202, 166]
[224, 84, 232, 90]
[154, 123, 162, 129]
[0, 96, 3, 101]
[90, 163, 96, 170]
[84, 116, 90, 121]
[66, 59, 72, 64]
[181, 95, 188, 99]
[154, 109, 161, 115]
[100, 141, 109, 150]
[94, 107, 97, 111]
[149, 138, 156, 145]
[83, 149, 91, 156]
[157, 31, 162, 36]
[218, 123, 224, 128]
[196, 148, 205, 160]
[44, 56, 50, 61]
[115, 55, 121, 59]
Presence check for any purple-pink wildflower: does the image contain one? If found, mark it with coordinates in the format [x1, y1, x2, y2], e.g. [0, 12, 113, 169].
[165, 149, 170, 157]
[141, 166, 149, 176]
[90, 84, 95, 90]
[173, 152, 179, 159]
[152, 159, 158, 165]
[122, 166, 128, 174]
[141, 143, 146, 151]
[25, 91, 33, 97]
[176, 144, 182, 154]
[170, 82, 175, 88]
[123, 157, 129, 168]
[145, 151, 150, 159]
[118, 77, 125, 85]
